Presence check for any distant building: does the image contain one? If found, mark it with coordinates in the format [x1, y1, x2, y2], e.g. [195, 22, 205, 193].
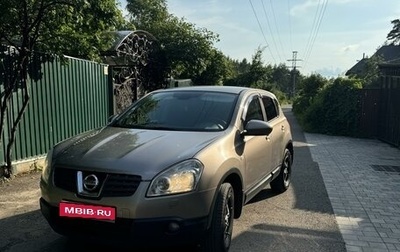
[346, 45, 400, 76]
[167, 79, 193, 88]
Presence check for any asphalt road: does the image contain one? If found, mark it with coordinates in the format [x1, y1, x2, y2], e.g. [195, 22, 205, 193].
[0, 108, 346, 252]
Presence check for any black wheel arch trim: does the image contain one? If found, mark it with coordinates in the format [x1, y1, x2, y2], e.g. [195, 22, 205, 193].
[206, 168, 244, 229]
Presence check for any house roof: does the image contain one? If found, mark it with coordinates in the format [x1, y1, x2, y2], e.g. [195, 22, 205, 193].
[345, 45, 400, 76]
[345, 58, 368, 76]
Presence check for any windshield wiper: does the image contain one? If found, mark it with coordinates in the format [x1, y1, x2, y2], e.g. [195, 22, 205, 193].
[112, 122, 177, 131]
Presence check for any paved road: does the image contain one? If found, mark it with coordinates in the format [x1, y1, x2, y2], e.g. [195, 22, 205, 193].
[0, 108, 347, 251]
[306, 132, 400, 252]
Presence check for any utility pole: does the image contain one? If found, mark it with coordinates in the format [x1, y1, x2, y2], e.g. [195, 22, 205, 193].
[287, 51, 302, 97]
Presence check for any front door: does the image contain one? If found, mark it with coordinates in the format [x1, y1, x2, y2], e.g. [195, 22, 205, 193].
[242, 96, 273, 191]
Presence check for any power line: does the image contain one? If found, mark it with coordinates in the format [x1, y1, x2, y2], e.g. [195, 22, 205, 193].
[269, 0, 286, 60]
[307, 0, 328, 62]
[287, 0, 293, 52]
[248, 0, 276, 64]
[260, 0, 282, 62]
[303, 0, 329, 71]
[303, 0, 322, 59]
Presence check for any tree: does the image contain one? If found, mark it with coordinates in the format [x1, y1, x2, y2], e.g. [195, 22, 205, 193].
[126, 0, 224, 86]
[126, 0, 169, 28]
[387, 19, 400, 45]
[297, 74, 326, 98]
[292, 74, 328, 117]
[0, 0, 123, 177]
[247, 48, 270, 87]
[1, 0, 124, 60]
[271, 64, 292, 96]
[360, 54, 383, 88]
[195, 50, 229, 85]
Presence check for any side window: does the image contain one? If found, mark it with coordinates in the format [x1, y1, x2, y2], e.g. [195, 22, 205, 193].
[262, 96, 279, 122]
[244, 98, 264, 125]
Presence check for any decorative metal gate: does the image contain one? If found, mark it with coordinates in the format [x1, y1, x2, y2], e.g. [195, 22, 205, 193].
[102, 30, 156, 114]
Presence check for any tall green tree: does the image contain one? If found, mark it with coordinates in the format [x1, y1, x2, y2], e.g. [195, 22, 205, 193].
[225, 48, 270, 87]
[387, 19, 400, 45]
[126, 0, 169, 28]
[271, 64, 292, 95]
[247, 48, 270, 87]
[1, 0, 124, 59]
[126, 0, 225, 85]
[195, 50, 229, 85]
[0, 0, 123, 177]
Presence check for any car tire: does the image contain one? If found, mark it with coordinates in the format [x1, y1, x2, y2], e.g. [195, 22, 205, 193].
[270, 149, 292, 193]
[200, 183, 234, 252]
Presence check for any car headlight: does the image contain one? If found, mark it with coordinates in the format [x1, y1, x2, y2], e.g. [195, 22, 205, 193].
[147, 159, 203, 197]
[41, 149, 53, 184]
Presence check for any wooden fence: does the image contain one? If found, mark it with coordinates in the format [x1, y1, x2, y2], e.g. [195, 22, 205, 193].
[359, 65, 400, 148]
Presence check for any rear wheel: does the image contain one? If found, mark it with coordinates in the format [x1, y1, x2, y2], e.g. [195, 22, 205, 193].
[200, 183, 234, 252]
[270, 149, 292, 193]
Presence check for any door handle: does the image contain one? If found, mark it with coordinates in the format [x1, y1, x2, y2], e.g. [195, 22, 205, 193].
[281, 125, 285, 131]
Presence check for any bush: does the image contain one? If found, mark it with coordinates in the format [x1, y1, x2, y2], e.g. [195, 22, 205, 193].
[292, 74, 327, 117]
[296, 77, 362, 136]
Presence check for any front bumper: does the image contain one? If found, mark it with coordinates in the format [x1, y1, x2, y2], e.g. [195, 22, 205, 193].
[40, 198, 208, 246]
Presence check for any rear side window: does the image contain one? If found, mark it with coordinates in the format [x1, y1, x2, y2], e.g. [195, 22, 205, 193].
[244, 98, 264, 125]
[262, 97, 279, 122]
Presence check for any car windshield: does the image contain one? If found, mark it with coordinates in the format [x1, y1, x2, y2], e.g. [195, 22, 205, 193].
[112, 90, 238, 131]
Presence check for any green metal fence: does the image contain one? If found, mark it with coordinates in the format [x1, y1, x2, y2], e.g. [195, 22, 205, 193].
[0, 55, 110, 163]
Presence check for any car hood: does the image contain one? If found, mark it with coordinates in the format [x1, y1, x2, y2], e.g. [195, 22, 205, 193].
[53, 127, 222, 180]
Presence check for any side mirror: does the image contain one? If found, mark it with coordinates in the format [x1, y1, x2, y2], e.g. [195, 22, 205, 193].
[241, 120, 273, 136]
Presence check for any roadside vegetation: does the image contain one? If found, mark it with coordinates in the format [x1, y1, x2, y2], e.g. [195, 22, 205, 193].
[293, 18, 400, 137]
[293, 75, 363, 137]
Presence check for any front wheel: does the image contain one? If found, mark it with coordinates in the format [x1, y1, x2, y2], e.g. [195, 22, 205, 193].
[200, 183, 234, 252]
[270, 149, 292, 193]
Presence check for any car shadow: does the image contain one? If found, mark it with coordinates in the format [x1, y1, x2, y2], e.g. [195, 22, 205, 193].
[283, 107, 336, 215]
[246, 188, 277, 204]
[0, 209, 345, 252]
[0, 210, 197, 252]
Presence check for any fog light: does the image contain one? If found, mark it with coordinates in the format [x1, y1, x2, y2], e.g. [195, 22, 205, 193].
[167, 222, 180, 233]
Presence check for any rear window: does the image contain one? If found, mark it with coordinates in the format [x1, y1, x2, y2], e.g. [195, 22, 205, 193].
[262, 97, 279, 121]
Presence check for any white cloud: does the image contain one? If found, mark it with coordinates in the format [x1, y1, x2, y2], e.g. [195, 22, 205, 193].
[340, 44, 360, 53]
[290, 0, 320, 17]
[290, 0, 363, 17]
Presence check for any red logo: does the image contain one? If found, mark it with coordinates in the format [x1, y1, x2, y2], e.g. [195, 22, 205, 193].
[59, 202, 116, 221]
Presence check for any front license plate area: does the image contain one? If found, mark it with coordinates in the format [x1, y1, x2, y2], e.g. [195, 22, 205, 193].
[59, 202, 116, 221]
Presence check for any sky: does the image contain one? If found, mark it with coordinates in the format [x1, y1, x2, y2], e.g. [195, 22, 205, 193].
[119, 0, 400, 77]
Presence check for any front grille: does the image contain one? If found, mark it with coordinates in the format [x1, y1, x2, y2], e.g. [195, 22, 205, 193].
[102, 173, 142, 197]
[54, 167, 142, 198]
[54, 168, 76, 192]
